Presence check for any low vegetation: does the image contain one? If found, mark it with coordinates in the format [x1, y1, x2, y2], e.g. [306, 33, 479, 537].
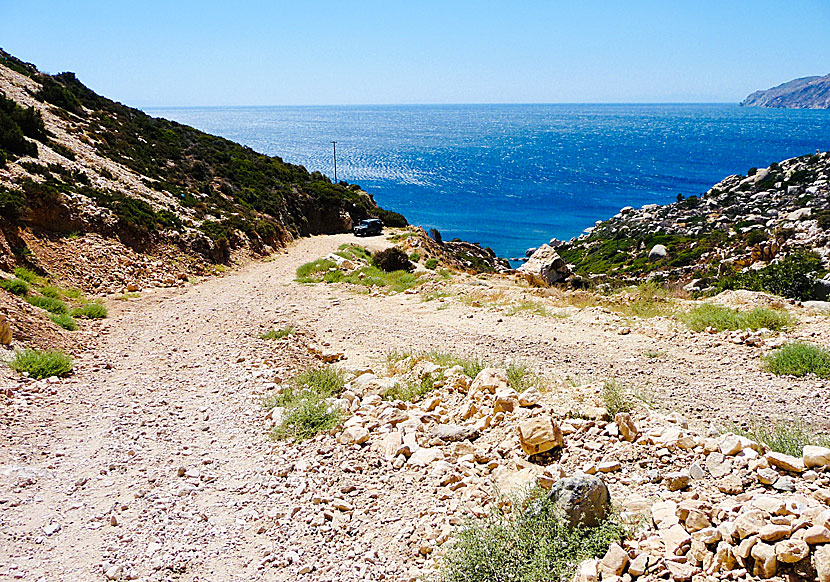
[71, 302, 108, 319]
[679, 303, 793, 332]
[26, 295, 68, 315]
[727, 420, 830, 457]
[602, 379, 634, 417]
[50, 313, 78, 331]
[260, 325, 296, 340]
[384, 373, 439, 402]
[438, 487, 627, 582]
[716, 251, 824, 301]
[372, 247, 413, 273]
[296, 253, 422, 294]
[265, 367, 346, 441]
[763, 342, 830, 378]
[0, 278, 29, 296]
[8, 348, 73, 378]
[505, 300, 553, 317]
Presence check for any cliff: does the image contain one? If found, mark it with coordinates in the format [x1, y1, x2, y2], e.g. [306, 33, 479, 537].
[0, 49, 405, 289]
[740, 74, 830, 109]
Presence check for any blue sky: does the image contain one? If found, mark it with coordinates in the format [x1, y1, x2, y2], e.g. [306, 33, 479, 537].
[2, 1, 830, 106]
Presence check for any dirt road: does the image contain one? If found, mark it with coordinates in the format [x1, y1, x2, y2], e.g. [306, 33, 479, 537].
[1, 233, 827, 581]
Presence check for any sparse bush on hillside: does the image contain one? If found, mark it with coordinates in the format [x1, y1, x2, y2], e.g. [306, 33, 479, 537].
[763, 342, 830, 378]
[13, 266, 43, 285]
[373, 208, 408, 227]
[372, 247, 413, 273]
[438, 487, 627, 582]
[429, 228, 443, 244]
[50, 313, 78, 331]
[602, 379, 634, 417]
[384, 373, 439, 403]
[8, 348, 73, 378]
[26, 295, 68, 315]
[425, 258, 439, 270]
[0, 277, 29, 296]
[260, 325, 296, 340]
[296, 258, 338, 283]
[265, 366, 346, 441]
[409, 252, 421, 263]
[716, 251, 824, 300]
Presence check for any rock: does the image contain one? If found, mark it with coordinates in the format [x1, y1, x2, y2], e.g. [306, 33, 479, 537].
[685, 509, 712, 532]
[517, 244, 571, 285]
[766, 451, 805, 473]
[547, 474, 609, 528]
[689, 461, 705, 480]
[574, 559, 598, 582]
[705, 452, 732, 478]
[773, 475, 796, 492]
[665, 471, 691, 491]
[104, 565, 123, 580]
[470, 368, 509, 394]
[758, 523, 790, 542]
[614, 413, 638, 442]
[786, 207, 812, 221]
[598, 543, 629, 577]
[0, 314, 11, 345]
[597, 460, 620, 473]
[757, 467, 779, 485]
[628, 553, 649, 577]
[517, 387, 541, 407]
[802, 525, 830, 544]
[775, 539, 809, 563]
[804, 445, 830, 469]
[717, 474, 744, 495]
[518, 416, 563, 455]
[429, 424, 479, 443]
[735, 510, 767, 539]
[665, 560, 695, 581]
[648, 244, 667, 260]
[816, 544, 830, 582]
[712, 541, 737, 573]
[493, 388, 518, 413]
[408, 448, 444, 467]
[750, 542, 777, 578]
[339, 426, 369, 445]
[663, 523, 692, 556]
[719, 433, 748, 456]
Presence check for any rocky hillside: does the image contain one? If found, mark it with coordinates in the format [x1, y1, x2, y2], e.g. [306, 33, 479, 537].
[0, 49, 405, 285]
[741, 75, 830, 109]
[551, 151, 830, 299]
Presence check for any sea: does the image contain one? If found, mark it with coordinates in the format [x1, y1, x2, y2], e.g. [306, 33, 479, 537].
[146, 104, 830, 262]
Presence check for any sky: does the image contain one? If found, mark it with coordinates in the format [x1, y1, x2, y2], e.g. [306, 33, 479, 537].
[2, 1, 830, 107]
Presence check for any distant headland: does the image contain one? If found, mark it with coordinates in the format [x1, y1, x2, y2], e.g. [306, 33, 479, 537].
[741, 74, 830, 109]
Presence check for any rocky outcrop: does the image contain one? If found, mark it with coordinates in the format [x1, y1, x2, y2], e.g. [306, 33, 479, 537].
[741, 74, 830, 109]
[517, 244, 570, 285]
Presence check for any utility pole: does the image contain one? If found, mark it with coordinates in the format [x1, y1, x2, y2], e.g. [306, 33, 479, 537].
[331, 141, 337, 182]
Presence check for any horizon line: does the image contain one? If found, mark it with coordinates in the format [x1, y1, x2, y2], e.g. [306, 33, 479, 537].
[143, 100, 745, 110]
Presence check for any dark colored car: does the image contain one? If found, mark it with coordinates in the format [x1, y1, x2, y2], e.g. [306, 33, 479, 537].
[353, 218, 383, 237]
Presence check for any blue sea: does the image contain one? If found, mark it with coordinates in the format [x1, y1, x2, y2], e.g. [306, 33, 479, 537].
[146, 104, 830, 261]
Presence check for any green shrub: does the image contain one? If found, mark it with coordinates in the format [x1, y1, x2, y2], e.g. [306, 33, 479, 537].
[373, 208, 408, 227]
[71, 302, 108, 319]
[40, 285, 61, 298]
[384, 373, 438, 402]
[260, 325, 296, 340]
[409, 252, 421, 263]
[50, 313, 78, 330]
[716, 251, 823, 300]
[763, 342, 830, 378]
[506, 363, 547, 393]
[680, 304, 793, 332]
[290, 367, 345, 398]
[602, 379, 633, 417]
[727, 420, 830, 457]
[438, 487, 627, 582]
[295, 258, 337, 283]
[269, 392, 342, 441]
[372, 247, 413, 273]
[8, 348, 73, 378]
[13, 266, 43, 284]
[425, 258, 439, 270]
[0, 277, 29, 296]
[26, 295, 68, 314]
[335, 243, 371, 262]
[426, 351, 487, 379]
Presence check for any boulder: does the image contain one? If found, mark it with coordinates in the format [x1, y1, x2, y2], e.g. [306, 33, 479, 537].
[407, 447, 443, 467]
[766, 451, 805, 473]
[518, 416, 563, 455]
[429, 424, 479, 443]
[774, 539, 808, 563]
[804, 445, 830, 469]
[547, 473, 609, 528]
[614, 413, 638, 442]
[0, 314, 11, 345]
[338, 426, 369, 445]
[517, 244, 570, 285]
[648, 244, 667, 260]
[816, 544, 830, 582]
[750, 542, 777, 578]
[598, 543, 628, 577]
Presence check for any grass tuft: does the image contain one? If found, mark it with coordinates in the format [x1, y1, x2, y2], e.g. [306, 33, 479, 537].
[296, 258, 338, 283]
[50, 313, 78, 330]
[763, 342, 830, 378]
[506, 363, 547, 392]
[727, 420, 830, 457]
[13, 267, 44, 285]
[680, 303, 793, 332]
[260, 325, 296, 340]
[438, 487, 628, 582]
[505, 300, 553, 317]
[384, 373, 438, 402]
[0, 278, 30, 296]
[25, 295, 68, 314]
[8, 348, 73, 378]
[602, 379, 634, 417]
[71, 302, 108, 319]
[266, 366, 346, 441]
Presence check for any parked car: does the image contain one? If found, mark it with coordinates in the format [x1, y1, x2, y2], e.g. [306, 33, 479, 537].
[353, 218, 383, 237]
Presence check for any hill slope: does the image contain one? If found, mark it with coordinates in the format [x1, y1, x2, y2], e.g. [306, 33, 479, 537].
[0, 49, 405, 284]
[741, 74, 830, 109]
